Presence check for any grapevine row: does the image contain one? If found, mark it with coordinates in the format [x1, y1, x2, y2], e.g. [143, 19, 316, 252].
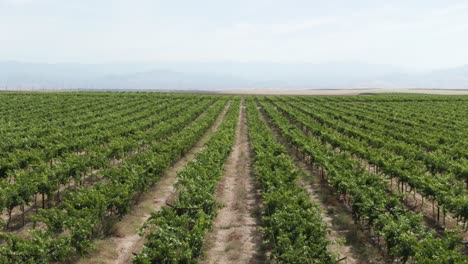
[258, 99, 466, 263]
[0, 98, 227, 263]
[133, 100, 239, 263]
[246, 99, 335, 263]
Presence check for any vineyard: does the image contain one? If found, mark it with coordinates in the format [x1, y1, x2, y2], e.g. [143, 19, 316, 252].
[0, 92, 467, 263]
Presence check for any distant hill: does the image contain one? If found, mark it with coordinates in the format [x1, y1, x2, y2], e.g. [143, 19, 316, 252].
[0, 61, 466, 90]
[356, 65, 468, 89]
[0, 61, 250, 90]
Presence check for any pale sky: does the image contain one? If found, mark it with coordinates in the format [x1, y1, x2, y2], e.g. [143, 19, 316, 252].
[1, 0, 468, 70]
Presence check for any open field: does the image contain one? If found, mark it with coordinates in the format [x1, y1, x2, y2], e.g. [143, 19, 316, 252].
[221, 88, 468, 95]
[0, 92, 467, 263]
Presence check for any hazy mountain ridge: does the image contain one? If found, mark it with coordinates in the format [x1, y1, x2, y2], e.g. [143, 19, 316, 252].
[0, 61, 467, 90]
[360, 65, 468, 89]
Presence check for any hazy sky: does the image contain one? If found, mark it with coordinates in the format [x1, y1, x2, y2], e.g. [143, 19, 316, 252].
[1, 0, 468, 70]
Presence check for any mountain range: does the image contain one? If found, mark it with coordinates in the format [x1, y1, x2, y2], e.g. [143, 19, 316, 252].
[0, 61, 467, 90]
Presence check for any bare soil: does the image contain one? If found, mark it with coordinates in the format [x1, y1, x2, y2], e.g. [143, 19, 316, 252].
[76, 103, 230, 264]
[201, 100, 265, 264]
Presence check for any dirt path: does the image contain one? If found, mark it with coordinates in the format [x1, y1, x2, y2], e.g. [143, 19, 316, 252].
[201, 100, 265, 264]
[76, 102, 230, 264]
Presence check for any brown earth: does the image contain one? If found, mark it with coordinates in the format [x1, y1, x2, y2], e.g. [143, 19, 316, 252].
[201, 100, 265, 264]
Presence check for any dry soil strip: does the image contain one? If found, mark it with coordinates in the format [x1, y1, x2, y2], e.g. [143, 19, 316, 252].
[201, 100, 265, 264]
[76, 102, 231, 264]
